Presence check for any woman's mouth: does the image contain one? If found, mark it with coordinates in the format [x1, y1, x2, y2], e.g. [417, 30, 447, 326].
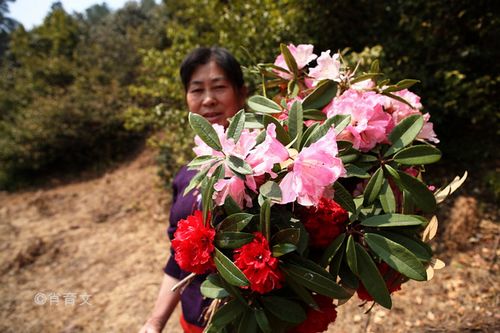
[202, 112, 223, 124]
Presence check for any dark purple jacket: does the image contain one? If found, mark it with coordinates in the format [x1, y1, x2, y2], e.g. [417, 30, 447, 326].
[163, 166, 212, 328]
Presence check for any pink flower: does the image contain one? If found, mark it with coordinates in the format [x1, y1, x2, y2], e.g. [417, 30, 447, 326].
[279, 128, 345, 206]
[214, 175, 254, 208]
[274, 44, 318, 79]
[351, 79, 376, 90]
[193, 124, 227, 157]
[418, 113, 439, 143]
[246, 123, 289, 177]
[324, 89, 392, 152]
[308, 50, 341, 84]
[382, 89, 439, 144]
[193, 124, 259, 159]
[192, 123, 261, 208]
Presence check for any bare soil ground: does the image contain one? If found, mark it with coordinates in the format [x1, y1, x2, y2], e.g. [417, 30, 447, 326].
[0, 148, 498, 333]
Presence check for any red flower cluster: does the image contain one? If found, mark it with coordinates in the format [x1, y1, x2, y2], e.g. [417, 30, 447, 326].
[289, 295, 337, 333]
[357, 262, 403, 301]
[298, 197, 348, 248]
[233, 232, 283, 294]
[172, 210, 215, 274]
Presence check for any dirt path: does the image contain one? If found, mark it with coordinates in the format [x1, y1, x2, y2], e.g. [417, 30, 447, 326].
[0, 149, 498, 332]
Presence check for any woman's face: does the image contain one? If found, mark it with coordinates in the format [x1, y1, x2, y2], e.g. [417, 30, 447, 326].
[186, 61, 245, 126]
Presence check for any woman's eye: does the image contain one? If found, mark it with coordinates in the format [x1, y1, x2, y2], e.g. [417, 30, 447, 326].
[190, 89, 203, 94]
[214, 85, 227, 90]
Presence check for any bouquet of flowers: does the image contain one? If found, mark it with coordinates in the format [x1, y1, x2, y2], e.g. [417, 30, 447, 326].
[172, 44, 467, 333]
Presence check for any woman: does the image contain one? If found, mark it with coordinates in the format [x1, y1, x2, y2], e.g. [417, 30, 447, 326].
[139, 47, 247, 333]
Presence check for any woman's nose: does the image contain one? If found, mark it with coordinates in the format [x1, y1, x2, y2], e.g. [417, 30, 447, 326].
[202, 92, 217, 106]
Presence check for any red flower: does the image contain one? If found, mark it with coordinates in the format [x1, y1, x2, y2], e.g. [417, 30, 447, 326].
[172, 210, 215, 274]
[289, 295, 337, 333]
[233, 232, 283, 294]
[356, 262, 403, 301]
[298, 197, 348, 248]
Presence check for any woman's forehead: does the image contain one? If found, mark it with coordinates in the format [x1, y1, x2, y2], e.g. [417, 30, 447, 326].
[189, 61, 229, 85]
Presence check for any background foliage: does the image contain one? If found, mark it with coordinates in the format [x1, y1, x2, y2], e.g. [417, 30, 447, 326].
[0, 0, 497, 193]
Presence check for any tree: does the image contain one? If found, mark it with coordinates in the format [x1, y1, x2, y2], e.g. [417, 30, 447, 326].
[0, 0, 18, 57]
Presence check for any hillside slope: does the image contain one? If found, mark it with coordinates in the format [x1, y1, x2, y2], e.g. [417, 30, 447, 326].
[0, 149, 498, 332]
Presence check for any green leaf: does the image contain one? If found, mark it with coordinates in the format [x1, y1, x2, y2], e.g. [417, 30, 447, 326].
[370, 60, 380, 74]
[332, 114, 351, 135]
[303, 114, 350, 147]
[379, 180, 396, 213]
[183, 167, 209, 196]
[254, 309, 272, 333]
[219, 277, 247, 305]
[350, 72, 383, 84]
[223, 195, 242, 215]
[303, 109, 327, 121]
[214, 248, 249, 287]
[187, 155, 218, 169]
[344, 164, 370, 178]
[364, 233, 427, 281]
[360, 213, 425, 227]
[337, 140, 354, 151]
[333, 182, 356, 213]
[202, 165, 224, 223]
[259, 181, 282, 202]
[285, 275, 319, 310]
[320, 233, 346, 267]
[218, 213, 254, 231]
[340, 155, 359, 165]
[384, 115, 424, 157]
[338, 259, 359, 289]
[227, 110, 246, 143]
[302, 80, 338, 110]
[397, 79, 420, 89]
[244, 112, 265, 129]
[363, 167, 384, 205]
[357, 154, 378, 163]
[288, 101, 303, 150]
[271, 228, 300, 245]
[288, 79, 299, 97]
[375, 231, 432, 262]
[299, 122, 319, 149]
[189, 113, 222, 151]
[328, 246, 345, 278]
[355, 243, 392, 309]
[200, 275, 230, 299]
[260, 199, 271, 240]
[402, 190, 415, 214]
[248, 95, 282, 114]
[211, 299, 245, 329]
[384, 164, 437, 213]
[262, 297, 307, 324]
[263, 115, 291, 145]
[393, 145, 442, 165]
[346, 235, 358, 274]
[227, 155, 253, 176]
[215, 232, 254, 249]
[282, 263, 350, 299]
[381, 91, 415, 109]
[272, 243, 297, 257]
[237, 310, 258, 333]
[280, 43, 299, 77]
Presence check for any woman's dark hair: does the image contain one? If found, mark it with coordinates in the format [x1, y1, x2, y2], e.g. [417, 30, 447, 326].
[180, 46, 244, 92]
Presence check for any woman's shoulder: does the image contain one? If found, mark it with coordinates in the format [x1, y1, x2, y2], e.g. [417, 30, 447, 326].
[173, 165, 198, 190]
